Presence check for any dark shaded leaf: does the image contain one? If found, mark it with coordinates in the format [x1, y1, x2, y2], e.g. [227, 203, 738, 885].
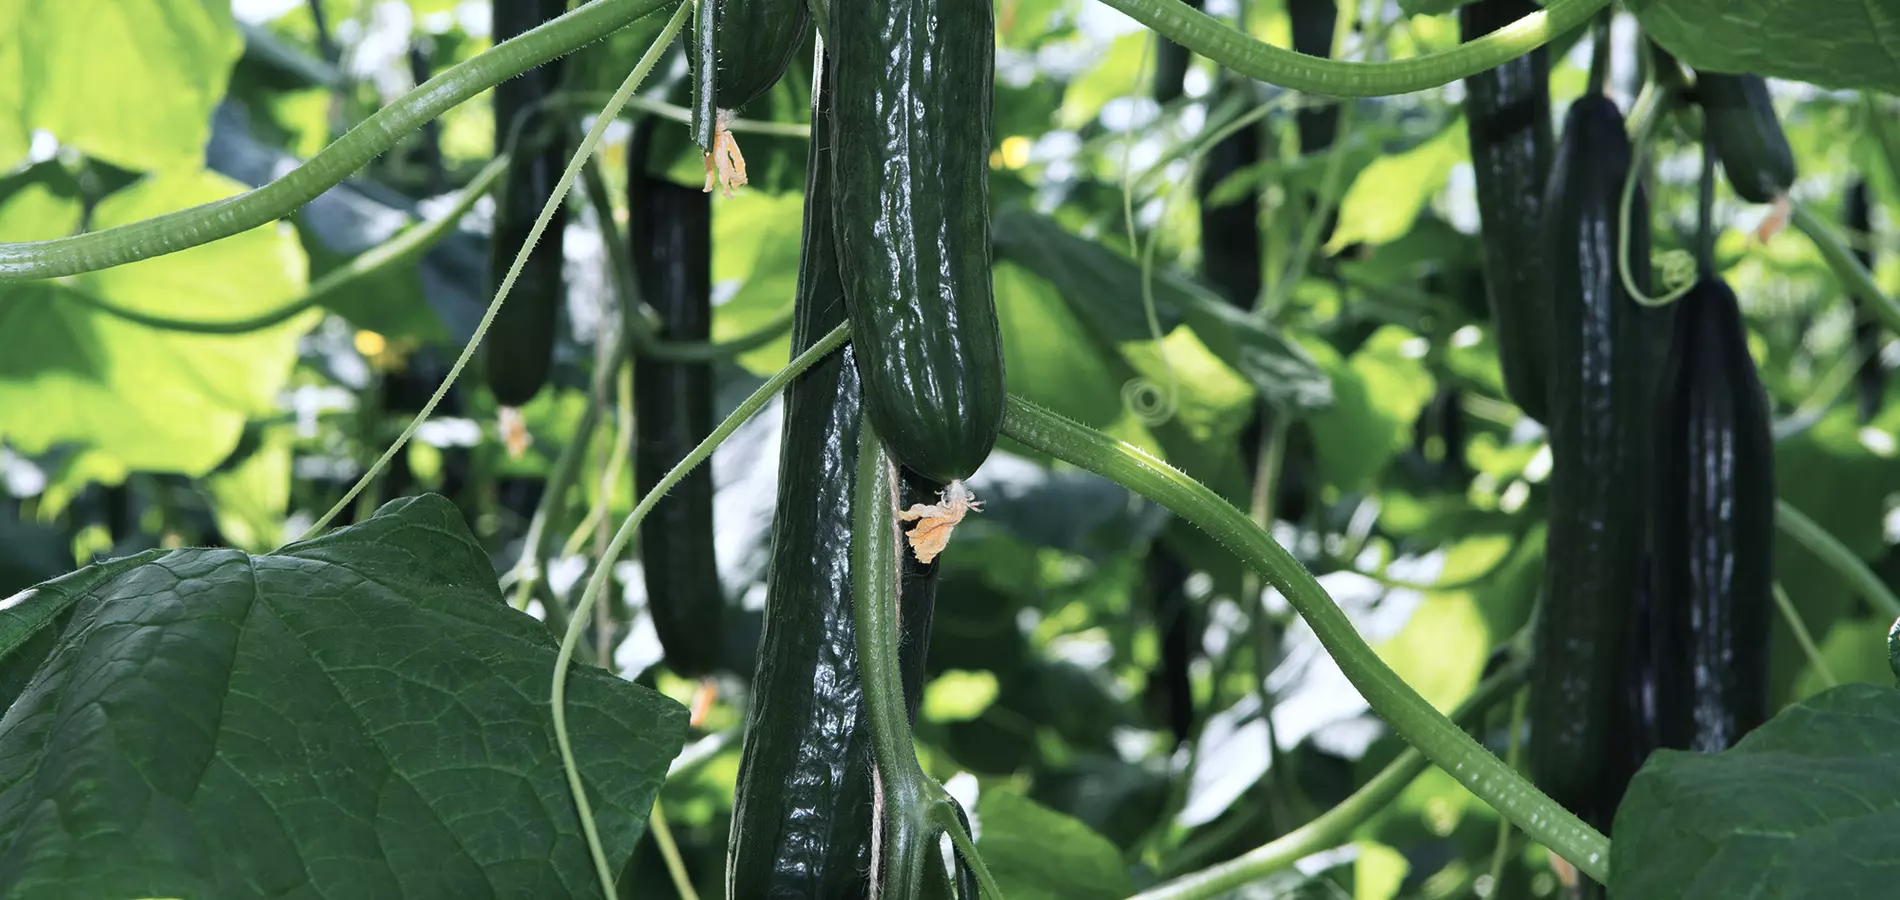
[0, 495, 686, 899]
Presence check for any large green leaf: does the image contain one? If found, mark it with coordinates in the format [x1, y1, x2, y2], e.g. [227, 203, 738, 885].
[977, 785, 1134, 900]
[991, 208, 1333, 412]
[0, 0, 242, 171]
[1300, 326, 1437, 491]
[0, 495, 687, 899]
[1612, 684, 1900, 898]
[1628, 0, 1900, 94]
[1325, 122, 1465, 253]
[0, 169, 316, 476]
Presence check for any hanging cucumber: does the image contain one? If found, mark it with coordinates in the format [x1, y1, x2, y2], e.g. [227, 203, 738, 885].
[727, 51, 942, 897]
[484, 0, 571, 408]
[1461, 0, 1554, 423]
[629, 79, 724, 678]
[1152, 0, 1206, 104]
[1696, 72, 1795, 205]
[1647, 277, 1774, 753]
[691, 0, 812, 190]
[830, 0, 1006, 486]
[1847, 178, 1885, 422]
[1532, 94, 1672, 832]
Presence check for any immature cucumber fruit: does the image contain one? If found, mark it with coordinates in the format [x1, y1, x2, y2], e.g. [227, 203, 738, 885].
[1461, 0, 1554, 423]
[629, 81, 724, 678]
[830, 0, 1006, 485]
[1846, 178, 1884, 422]
[1696, 72, 1795, 204]
[484, 0, 570, 407]
[1646, 277, 1774, 753]
[1532, 94, 1672, 832]
[726, 53, 942, 898]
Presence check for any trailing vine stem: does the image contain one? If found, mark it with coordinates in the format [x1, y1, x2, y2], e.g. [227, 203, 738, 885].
[1788, 201, 1900, 337]
[294, 1, 690, 544]
[0, 0, 679, 282]
[1089, 0, 1607, 97]
[997, 396, 1612, 884]
[1617, 79, 1697, 309]
[1774, 582, 1838, 689]
[1131, 645, 1533, 900]
[1776, 500, 1900, 621]
[852, 421, 1003, 898]
[551, 320, 849, 899]
[72, 152, 507, 334]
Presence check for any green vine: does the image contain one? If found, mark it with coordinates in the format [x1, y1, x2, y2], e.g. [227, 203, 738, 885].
[1090, 0, 1607, 97]
[0, 0, 677, 282]
[1777, 500, 1900, 621]
[998, 395, 1611, 884]
[1618, 80, 1699, 308]
[1788, 200, 1900, 336]
[1132, 646, 1532, 900]
[852, 420, 1003, 897]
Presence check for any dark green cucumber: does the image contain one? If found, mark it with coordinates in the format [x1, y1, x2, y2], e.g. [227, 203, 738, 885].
[727, 53, 941, 897]
[1196, 73, 1264, 311]
[1532, 94, 1673, 832]
[1847, 178, 1884, 422]
[1289, 0, 1338, 157]
[1647, 278, 1774, 753]
[484, 0, 570, 407]
[1461, 0, 1555, 423]
[629, 92, 724, 678]
[830, 0, 1005, 485]
[1696, 72, 1795, 205]
[1152, 0, 1205, 104]
[690, 0, 811, 147]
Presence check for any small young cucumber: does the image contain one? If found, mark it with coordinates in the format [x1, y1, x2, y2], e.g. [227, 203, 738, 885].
[1696, 72, 1796, 204]
[830, 0, 1006, 485]
[484, 0, 571, 408]
[1646, 278, 1774, 753]
[1461, 0, 1555, 423]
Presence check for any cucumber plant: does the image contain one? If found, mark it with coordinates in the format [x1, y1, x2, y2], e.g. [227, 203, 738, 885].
[6, 3, 1900, 900]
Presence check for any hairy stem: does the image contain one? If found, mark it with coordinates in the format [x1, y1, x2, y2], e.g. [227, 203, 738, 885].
[999, 395, 1611, 883]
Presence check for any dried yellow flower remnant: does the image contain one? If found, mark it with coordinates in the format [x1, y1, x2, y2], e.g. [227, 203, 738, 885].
[498, 406, 532, 461]
[896, 480, 983, 565]
[701, 109, 749, 198]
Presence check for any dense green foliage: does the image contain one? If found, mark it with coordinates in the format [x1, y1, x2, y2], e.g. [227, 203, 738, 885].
[2, 0, 1900, 898]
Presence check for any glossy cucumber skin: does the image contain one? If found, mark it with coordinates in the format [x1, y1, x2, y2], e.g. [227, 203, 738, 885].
[629, 117, 724, 678]
[1697, 72, 1795, 204]
[1461, 0, 1554, 423]
[727, 54, 941, 898]
[711, 0, 811, 111]
[830, 0, 1005, 485]
[1847, 179, 1884, 422]
[1532, 95, 1673, 830]
[1648, 279, 1773, 753]
[484, 0, 570, 407]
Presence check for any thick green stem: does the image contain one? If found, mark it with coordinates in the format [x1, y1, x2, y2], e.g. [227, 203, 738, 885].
[550, 321, 848, 898]
[0, 0, 678, 282]
[69, 152, 508, 334]
[1131, 651, 1532, 900]
[1089, 0, 1607, 97]
[998, 396, 1610, 883]
[1790, 201, 1900, 338]
[1776, 500, 1900, 620]
[1774, 582, 1838, 689]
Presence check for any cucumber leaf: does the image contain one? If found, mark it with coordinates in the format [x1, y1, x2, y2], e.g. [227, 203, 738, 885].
[1611, 683, 1900, 898]
[1628, 0, 1900, 94]
[978, 785, 1134, 900]
[0, 495, 688, 899]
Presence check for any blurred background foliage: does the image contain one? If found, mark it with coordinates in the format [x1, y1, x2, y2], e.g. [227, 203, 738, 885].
[1, 0, 1897, 897]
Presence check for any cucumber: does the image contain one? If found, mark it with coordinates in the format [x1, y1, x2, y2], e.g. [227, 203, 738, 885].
[701, 0, 810, 112]
[1461, 0, 1555, 423]
[830, 0, 1006, 485]
[483, 0, 570, 407]
[1696, 72, 1795, 205]
[1152, 0, 1205, 104]
[629, 90, 724, 678]
[1290, 0, 1338, 156]
[1532, 94, 1673, 832]
[1847, 178, 1884, 422]
[1647, 277, 1774, 753]
[726, 52, 942, 897]
[1197, 73, 1264, 310]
